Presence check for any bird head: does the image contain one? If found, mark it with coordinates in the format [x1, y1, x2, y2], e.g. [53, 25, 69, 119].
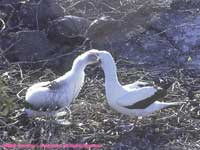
[93, 50, 113, 68]
[84, 49, 101, 65]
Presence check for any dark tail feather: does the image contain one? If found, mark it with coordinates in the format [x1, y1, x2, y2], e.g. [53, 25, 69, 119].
[153, 78, 173, 90]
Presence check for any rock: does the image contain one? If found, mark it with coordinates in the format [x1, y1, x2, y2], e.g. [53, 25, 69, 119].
[2, 3, 21, 29]
[18, 0, 65, 29]
[0, 0, 20, 4]
[123, 6, 155, 29]
[84, 15, 180, 65]
[171, 0, 200, 10]
[47, 15, 89, 45]
[38, 0, 65, 20]
[85, 16, 125, 49]
[150, 10, 200, 53]
[3, 30, 81, 72]
[5, 30, 54, 61]
[122, 30, 179, 64]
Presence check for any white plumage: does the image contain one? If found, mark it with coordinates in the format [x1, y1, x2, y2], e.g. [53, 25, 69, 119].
[96, 51, 182, 117]
[25, 50, 100, 110]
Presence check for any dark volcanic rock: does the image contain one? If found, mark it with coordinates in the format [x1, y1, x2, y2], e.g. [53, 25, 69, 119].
[18, 0, 65, 29]
[150, 10, 200, 53]
[171, 0, 200, 10]
[0, 0, 20, 4]
[5, 30, 54, 62]
[39, 0, 65, 20]
[47, 15, 89, 45]
[3, 30, 79, 72]
[86, 16, 125, 49]
[112, 7, 200, 67]
[122, 30, 179, 65]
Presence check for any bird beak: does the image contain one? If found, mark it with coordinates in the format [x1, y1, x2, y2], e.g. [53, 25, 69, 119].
[97, 58, 101, 66]
[87, 51, 101, 65]
[95, 53, 101, 65]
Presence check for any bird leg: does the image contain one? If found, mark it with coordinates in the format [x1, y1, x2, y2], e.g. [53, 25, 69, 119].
[122, 117, 138, 132]
[112, 116, 139, 133]
[64, 106, 72, 120]
[120, 116, 142, 133]
[54, 106, 72, 119]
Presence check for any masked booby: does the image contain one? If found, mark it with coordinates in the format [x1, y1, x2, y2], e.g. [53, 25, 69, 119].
[96, 50, 183, 117]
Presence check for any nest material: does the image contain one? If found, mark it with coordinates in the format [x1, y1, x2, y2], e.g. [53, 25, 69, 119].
[0, 59, 199, 149]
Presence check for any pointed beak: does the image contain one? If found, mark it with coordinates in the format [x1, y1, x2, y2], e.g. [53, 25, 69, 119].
[87, 51, 101, 65]
[97, 59, 101, 66]
[95, 53, 101, 65]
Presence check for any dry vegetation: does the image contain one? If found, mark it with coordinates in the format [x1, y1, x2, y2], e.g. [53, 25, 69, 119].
[0, 60, 200, 149]
[0, 0, 200, 150]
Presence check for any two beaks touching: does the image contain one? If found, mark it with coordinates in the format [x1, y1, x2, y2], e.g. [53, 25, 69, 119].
[25, 49, 185, 118]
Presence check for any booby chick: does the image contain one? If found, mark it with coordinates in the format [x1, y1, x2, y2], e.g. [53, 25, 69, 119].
[25, 50, 100, 114]
[96, 51, 183, 117]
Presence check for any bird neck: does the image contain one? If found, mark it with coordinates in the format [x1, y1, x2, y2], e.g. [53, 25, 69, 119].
[71, 56, 87, 74]
[104, 65, 120, 86]
[102, 58, 124, 99]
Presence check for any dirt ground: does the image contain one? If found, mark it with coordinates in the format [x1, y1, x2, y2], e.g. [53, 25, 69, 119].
[0, 60, 200, 149]
[0, 0, 200, 150]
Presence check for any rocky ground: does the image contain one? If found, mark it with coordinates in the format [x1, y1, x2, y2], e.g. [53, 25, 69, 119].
[0, 0, 200, 149]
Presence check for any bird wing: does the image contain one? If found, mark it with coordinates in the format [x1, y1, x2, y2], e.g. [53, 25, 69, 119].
[45, 81, 61, 90]
[124, 81, 153, 89]
[28, 81, 61, 92]
[116, 86, 167, 109]
[116, 86, 157, 106]
[27, 81, 51, 91]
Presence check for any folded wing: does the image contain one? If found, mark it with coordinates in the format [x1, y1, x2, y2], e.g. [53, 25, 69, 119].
[124, 81, 153, 89]
[123, 89, 167, 109]
[116, 86, 157, 107]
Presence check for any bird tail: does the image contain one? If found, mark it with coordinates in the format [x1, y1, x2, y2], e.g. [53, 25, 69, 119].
[153, 78, 173, 90]
[155, 101, 185, 109]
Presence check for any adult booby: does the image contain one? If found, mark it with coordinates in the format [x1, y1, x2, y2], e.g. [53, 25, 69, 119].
[25, 50, 100, 113]
[96, 50, 183, 117]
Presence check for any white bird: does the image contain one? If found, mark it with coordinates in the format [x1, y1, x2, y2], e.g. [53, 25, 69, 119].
[95, 50, 183, 117]
[25, 50, 100, 114]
